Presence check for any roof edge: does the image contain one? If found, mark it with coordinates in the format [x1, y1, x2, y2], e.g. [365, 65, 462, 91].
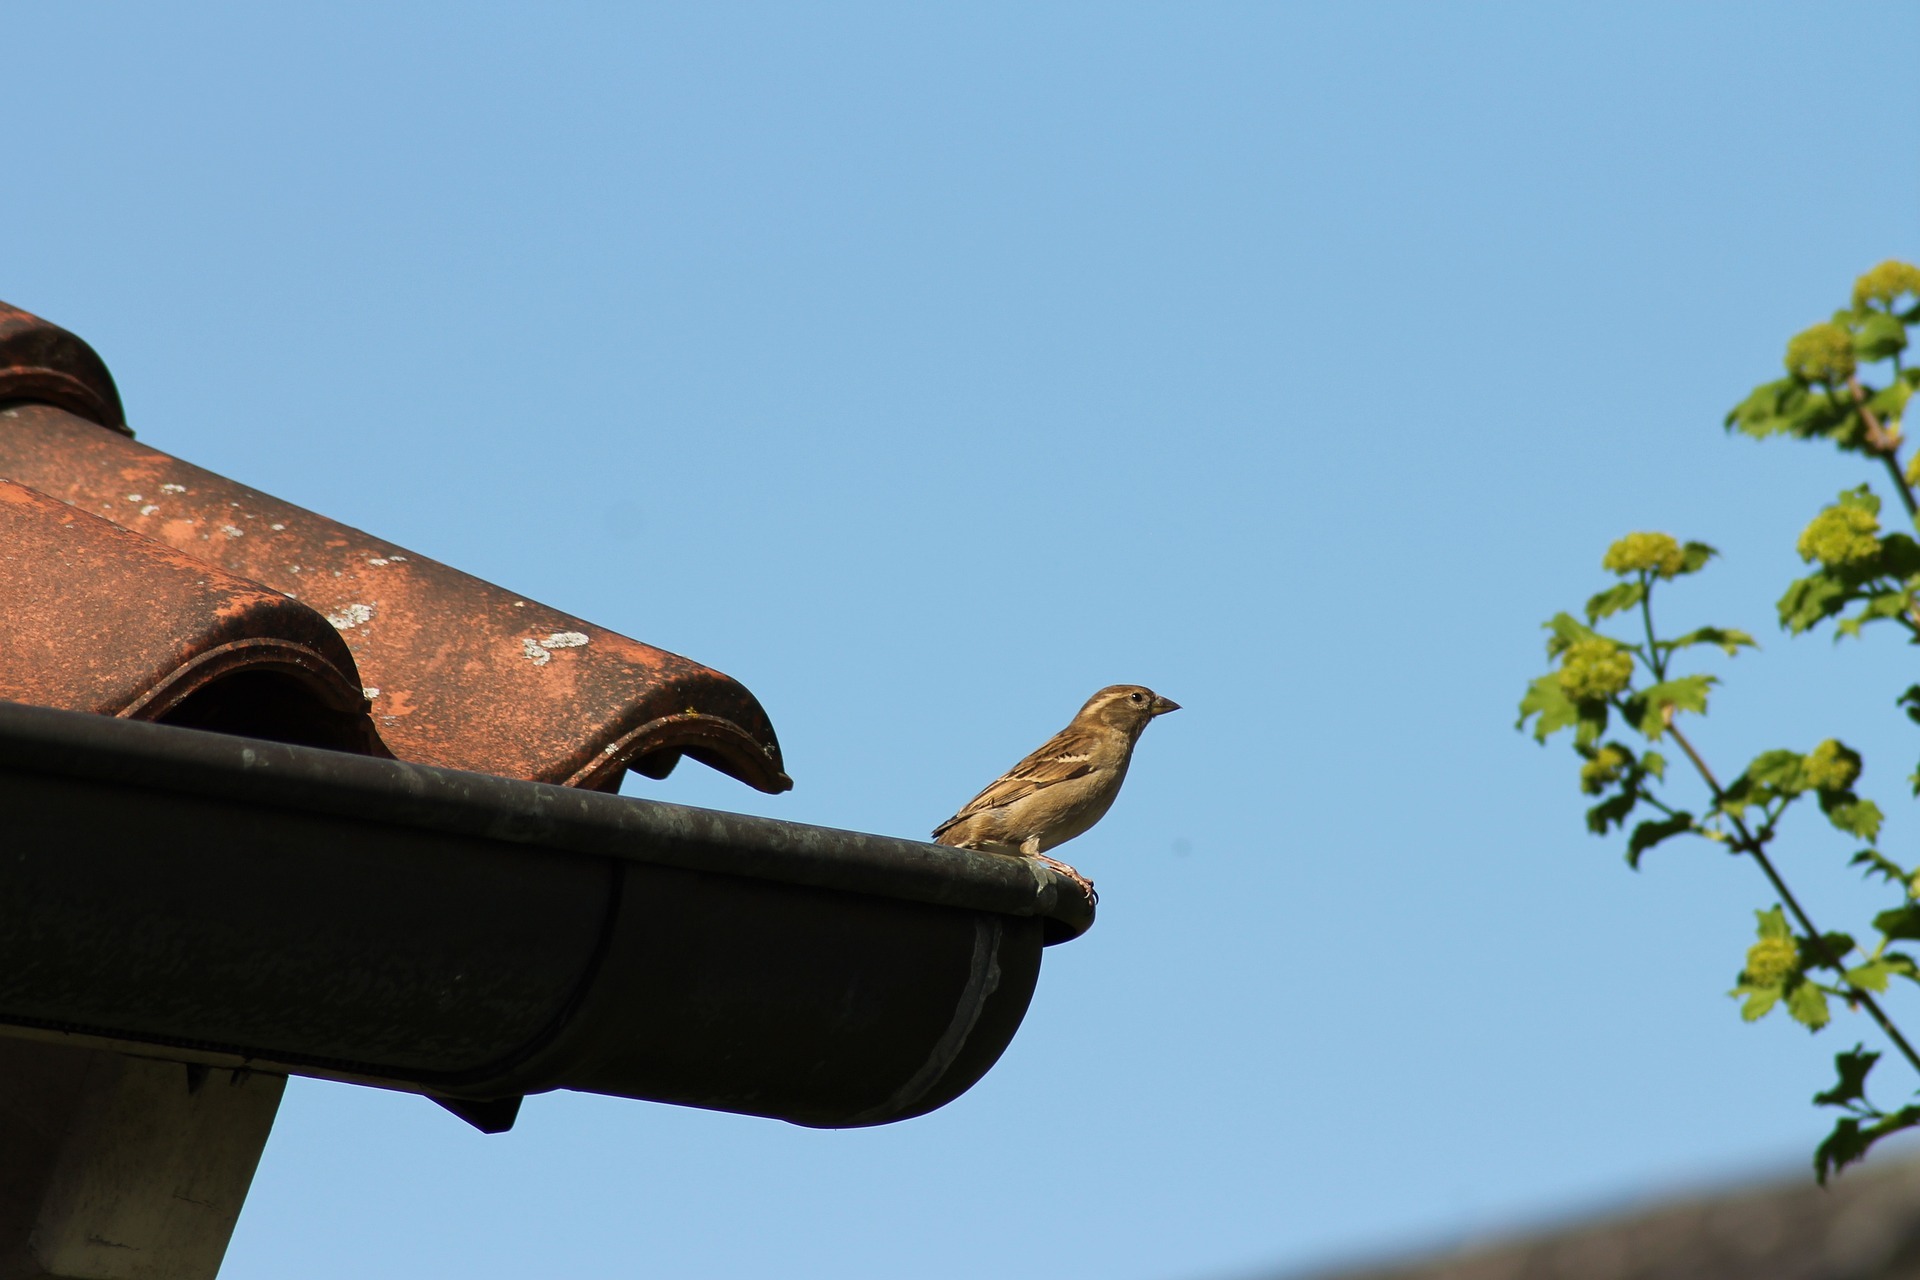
[0, 305, 127, 436]
[0, 699, 1094, 940]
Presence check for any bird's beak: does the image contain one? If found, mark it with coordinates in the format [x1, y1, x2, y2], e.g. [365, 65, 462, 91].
[1150, 696, 1181, 716]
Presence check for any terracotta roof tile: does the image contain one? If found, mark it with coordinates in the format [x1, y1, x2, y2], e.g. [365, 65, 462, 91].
[0, 303, 788, 794]
[0, 303, 125, 435]
[0, 478, 380, 754]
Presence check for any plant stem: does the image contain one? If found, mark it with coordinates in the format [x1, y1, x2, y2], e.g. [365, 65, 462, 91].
[1638, 573, 1667, 681]
[1850, 375, 1918, 520]
[1665, 716, 1920, 1077]
[1878, 454, 1915, 522]
[1637, 789, 1682, 818]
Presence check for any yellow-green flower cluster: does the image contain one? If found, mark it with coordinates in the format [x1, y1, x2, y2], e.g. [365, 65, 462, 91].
[1853, 260, 1920, 311]
[1602, 531, 1685, 579]
[1580, 745, 1631, 795]
[1745, 935, 1799, 987]
[1796, 504, 1880, 567]
[1557, 639, 1633, 703]
[1802, 738, 1860, 793]
[1784, 321, 1857, 384]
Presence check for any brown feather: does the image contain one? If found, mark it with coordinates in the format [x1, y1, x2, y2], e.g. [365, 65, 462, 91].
[932, 727, 1098, 839]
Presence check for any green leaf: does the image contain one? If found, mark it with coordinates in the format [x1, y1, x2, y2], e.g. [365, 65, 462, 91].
[1814, 932, 1858, 969]
[1624, 812, 1694, 868]
[1737, 984, 1781, 1021]
[1821, 793, 1884, 841]
[1875, 905, 1920, 942]
[1756, 905, 1791, 940]
[1813, 1045, 1879, 1108]
[1863, 592, 1915, 622]
[1876, 533, 1920, 577]
[1726, 377, 1800, 439]
[1837, 484, 1883, 516]
[1851, 848, 1910, 888]
[1663, 626, 1756, 656]
[1898, 685, 1920, 727]
[1816, 1107, 1920, 1184]
[1585, 581, 1645, 624]
[1778, 571, 1854, 634]
[1836, 589, 1914, 640]
[1869, 376, 1913, 424]
[1517, 674, 1579, 742]
[1586, 790, 1638, 836]
[1846, 959, 1894, 993]
[1816, 1117, 1868, 1184]
[1772, 384, 1867, 452]
[1717, 774, 1759, 818]
[1542, 612, 1601, 659]
[1573, 701, 1608, 750]
[1677, 541, 1718, 575]
[1624, 675, 1715, 737]
[1744, 748, 1808, 793]
[1786, 980, 1831, 1030]
[1883, 952, 1920, 984]
[1640, 750, 1667, 781]
[1853, 311, 1909, 363]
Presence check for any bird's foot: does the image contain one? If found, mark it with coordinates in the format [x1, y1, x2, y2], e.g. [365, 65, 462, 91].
[1037, 854, 1098, 906]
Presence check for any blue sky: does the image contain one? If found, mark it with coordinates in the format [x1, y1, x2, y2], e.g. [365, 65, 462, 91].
[9, 5, 1920, 1278]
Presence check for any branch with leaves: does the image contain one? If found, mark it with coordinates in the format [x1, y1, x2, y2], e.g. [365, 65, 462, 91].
[1518, 259, 1920, 1182]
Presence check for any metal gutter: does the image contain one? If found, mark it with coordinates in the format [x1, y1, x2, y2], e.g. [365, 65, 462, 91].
[0, 701, 1092, 1131]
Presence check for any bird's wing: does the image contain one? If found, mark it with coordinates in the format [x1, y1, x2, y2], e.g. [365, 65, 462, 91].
[932, 726, 1098, 838]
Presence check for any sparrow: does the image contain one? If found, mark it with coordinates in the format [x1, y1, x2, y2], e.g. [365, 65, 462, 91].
[933, 684, 1180, 898]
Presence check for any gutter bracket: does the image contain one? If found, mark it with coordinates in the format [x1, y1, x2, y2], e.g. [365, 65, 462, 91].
[429, 1094, 525, 1134]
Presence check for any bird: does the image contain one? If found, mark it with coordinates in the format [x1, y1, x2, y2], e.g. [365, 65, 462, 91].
[933, 684, 1180, 899]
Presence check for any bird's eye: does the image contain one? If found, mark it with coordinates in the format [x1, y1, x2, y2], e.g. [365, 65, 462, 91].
[1129, 692, 1144, 703]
